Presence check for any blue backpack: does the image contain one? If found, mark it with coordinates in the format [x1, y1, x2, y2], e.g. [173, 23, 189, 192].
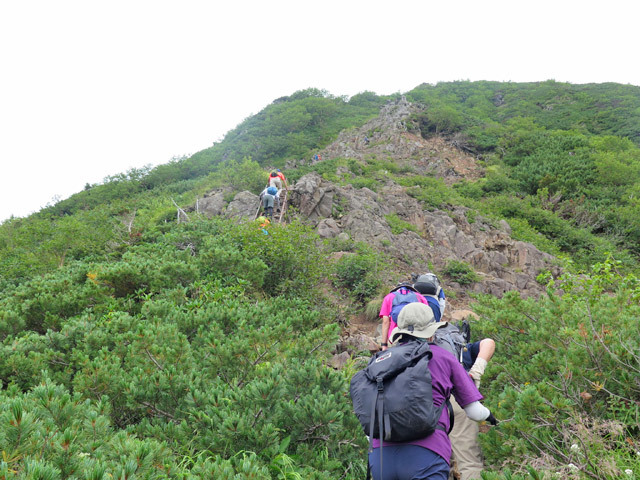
[267, 186, 278, 195]
[390, 286, 418, 322]
[424, 296, 442, 322]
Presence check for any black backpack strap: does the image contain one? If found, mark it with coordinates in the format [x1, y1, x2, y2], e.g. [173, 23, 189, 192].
[445, 398, 454, 434]
[428, 398, 452, 434]
[376, 378, 384, 480]
[366, 381, 384, 480]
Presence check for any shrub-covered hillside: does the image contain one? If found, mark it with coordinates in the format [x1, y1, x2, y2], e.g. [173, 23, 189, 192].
[0, 81, 639, 479]
[0, 219, 371, 478]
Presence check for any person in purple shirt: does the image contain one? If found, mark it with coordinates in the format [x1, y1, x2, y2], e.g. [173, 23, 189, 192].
[370, 302, 498, 480]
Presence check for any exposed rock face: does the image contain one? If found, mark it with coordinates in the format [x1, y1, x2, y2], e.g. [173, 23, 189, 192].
[335, 333, 380, 357]
[188, 189, 257, 219]
[196, 192, 226, 217]
[289, 173, 335, 220]
[289, 172, 559, 300]
[317, 218, 341, 238]
[225, 191, 259, 220]
[320, 97, 482, 184]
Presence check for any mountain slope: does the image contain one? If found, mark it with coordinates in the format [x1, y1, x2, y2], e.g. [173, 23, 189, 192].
[0, 82, 639, 479]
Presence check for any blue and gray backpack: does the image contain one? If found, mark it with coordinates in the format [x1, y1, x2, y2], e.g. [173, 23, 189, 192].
[389, 285, 419, 323]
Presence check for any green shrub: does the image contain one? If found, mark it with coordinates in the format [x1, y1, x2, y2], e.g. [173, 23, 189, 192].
[473, 258, 640, 478]
[333, 244, 385, 303]
[364, 297, 383, 322]
[442, 260, 480, 285]
[401, 176, 463, 209]
[384, 214, 419, 235]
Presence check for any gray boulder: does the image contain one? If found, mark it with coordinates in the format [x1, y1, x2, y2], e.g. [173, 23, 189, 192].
[225, 191, 259, 220]
[317, 218, 341, 238]
[196, 192, 226, 217]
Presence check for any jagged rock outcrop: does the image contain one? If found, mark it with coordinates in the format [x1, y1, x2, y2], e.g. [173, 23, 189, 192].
[288, 172, 559, 299]
[317, 218, 341, 238]
[195, 191, 226, 217]
[289, 173, 335, 220]
[225, 191, 258, 220]
[320, 97, 482, 184]
[188, 189, 259, 220]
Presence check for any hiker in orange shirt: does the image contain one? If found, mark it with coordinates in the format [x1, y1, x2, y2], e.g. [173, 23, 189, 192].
[276, 169, 288, 189]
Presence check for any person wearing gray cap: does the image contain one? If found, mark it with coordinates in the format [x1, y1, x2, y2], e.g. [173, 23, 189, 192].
[369, 303, 497, 480]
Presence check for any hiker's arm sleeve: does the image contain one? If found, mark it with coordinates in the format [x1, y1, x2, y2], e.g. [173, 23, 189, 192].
[463, 401, 490, 422]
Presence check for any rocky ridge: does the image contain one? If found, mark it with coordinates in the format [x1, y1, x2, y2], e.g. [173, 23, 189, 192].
[316, 96, 483, 184]
[194, 98, 561, 352]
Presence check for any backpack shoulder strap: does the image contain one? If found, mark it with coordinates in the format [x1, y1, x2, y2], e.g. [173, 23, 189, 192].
[445, 398, 454, 434]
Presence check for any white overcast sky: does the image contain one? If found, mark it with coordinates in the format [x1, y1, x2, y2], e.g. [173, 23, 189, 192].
[1, 0, 638, 221]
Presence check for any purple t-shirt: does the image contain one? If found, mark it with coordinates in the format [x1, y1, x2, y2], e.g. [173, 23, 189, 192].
[371, 344, 483, 464]
[379, 290, 431, 340]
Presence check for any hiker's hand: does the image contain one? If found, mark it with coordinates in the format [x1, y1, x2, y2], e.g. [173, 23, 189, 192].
[486, 412, 498, 426]
[381, 345, 388, 351]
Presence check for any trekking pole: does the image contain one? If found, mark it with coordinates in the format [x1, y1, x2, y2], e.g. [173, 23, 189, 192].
[277, 190, 287, 224]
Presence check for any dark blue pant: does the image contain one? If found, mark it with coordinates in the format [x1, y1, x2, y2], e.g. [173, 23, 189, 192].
[369, 445, 449, 480]
[462, 341, 481, 371]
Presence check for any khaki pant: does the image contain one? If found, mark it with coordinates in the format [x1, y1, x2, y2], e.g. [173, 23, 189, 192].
[449, 397, 483, 480]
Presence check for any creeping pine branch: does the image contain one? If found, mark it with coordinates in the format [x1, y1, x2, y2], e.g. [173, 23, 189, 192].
[219, 371, 233, 389]
[252, 341, 280, 366]
[127, 209, 136, 233]
[144, 348, 164, 371]
[580, 375, 635, 404]
[305, 340, 327, 361]
[140, 401, 177, 422]
[618, 339, 640, 373]
[236, 340, 281, 388]
[518, 429, 600, 480]
[250, 409, 263, 428]
[300, 424, 330, 442]
[339, 462, 353, 480]
[587, 303, 640, 374]
[500, 324, 529, 335]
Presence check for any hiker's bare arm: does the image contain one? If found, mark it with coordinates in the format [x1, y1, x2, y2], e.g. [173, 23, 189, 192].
[478, 338, 495, 362]
[381, 315, 390, 351]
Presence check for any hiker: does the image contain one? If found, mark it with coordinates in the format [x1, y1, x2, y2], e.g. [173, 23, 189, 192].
[364, 135, 370, 145]
[370, 303, 497, 480]
[268, 171, 283, 191]
[259, 186, 279, 219]
[449, 333, 495, 480]
[261, 185, 281, 210]
[413, 273, 447, 321]
[379, 282, 431, 351]
[414, 271, 495, 480]
[256, 215, 270, 235]
[276, 169, 288, 189]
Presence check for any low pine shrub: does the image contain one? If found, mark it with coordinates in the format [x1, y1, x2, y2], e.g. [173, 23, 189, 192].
[442, 260, 480, 285]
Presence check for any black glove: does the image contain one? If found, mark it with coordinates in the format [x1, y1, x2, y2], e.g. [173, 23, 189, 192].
[486, 412, 498, 426]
